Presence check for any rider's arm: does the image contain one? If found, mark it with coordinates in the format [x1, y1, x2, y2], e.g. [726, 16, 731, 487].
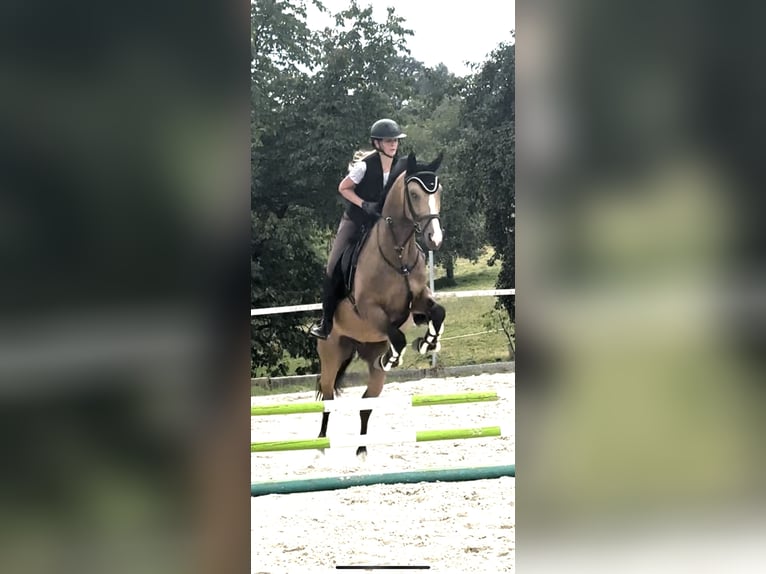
[337, 161, 367, 207]
[338, 176, 364, 207]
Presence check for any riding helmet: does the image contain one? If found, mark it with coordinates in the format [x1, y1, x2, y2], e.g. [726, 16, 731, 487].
[370, 118, 407, 139]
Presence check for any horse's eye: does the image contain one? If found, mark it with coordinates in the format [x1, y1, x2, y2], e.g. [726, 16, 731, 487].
[410, 192, 419, 200]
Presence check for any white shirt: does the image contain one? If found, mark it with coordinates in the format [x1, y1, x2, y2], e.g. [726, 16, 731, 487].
[348, 161, 390, 187]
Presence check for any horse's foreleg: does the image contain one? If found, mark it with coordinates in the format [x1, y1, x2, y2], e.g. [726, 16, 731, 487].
[380, 324, 407, 371]
[414, 301, 446, 355]
[360, 306, 407, 371]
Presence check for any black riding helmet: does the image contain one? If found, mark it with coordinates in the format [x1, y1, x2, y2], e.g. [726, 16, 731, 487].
[370, 118, 407, 140]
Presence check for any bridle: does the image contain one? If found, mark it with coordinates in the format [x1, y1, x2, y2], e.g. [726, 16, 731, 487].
[402, 171, 441, 234]
[377, 171, 441, 277]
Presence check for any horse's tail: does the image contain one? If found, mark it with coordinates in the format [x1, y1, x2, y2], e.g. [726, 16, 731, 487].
[314, 348, 356, 400]
[333, 352, 355, 395]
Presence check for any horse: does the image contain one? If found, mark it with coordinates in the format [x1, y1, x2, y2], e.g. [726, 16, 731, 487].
[316, 151, 446, 456]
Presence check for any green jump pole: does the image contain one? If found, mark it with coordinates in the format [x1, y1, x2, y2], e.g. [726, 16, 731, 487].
[411, 392, 498, 407]
[251, 464, 515, 497]
[250, 425, 502, 453]
[251, 402, 325, 416]
[415, 426, 502, 442]
[251, 391, 498, 417]
[251, 436, 330, 453]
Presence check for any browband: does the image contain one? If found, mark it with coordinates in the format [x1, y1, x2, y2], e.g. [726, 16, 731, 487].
[405, 171, 440, 194]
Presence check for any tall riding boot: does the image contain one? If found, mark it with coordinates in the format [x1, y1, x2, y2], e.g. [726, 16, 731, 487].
[309, 275, 340, 339]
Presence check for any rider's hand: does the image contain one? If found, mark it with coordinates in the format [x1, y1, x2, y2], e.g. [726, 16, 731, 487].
[361, 201, 381, 216]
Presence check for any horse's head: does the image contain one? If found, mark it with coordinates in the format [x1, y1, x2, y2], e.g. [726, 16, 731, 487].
[399, 151, 444, 251]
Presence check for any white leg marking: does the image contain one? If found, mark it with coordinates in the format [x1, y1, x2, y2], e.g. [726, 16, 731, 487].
[421, 319, 444, 354]
[380, 342, 400, 371]
[395, 346, 406, 366]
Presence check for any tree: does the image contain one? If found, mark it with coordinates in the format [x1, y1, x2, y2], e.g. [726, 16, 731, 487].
[252, 0, 327, 375]
[251, 208, 325, 375]
[255, 1, 415, 225]
[252, 0, 322, 150]
[452, 40, 515, 319]
[402, 93, 486, 282]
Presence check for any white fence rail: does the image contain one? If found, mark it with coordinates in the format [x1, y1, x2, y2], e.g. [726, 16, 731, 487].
[251, 288, 515, 317]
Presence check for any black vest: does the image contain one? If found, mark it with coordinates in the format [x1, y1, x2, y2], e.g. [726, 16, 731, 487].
[345, 153, 397, 228]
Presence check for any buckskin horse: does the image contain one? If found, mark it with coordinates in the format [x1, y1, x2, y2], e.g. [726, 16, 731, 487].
[316, 152, 446, 456]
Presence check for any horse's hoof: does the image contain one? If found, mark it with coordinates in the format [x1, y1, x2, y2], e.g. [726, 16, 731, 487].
[356, 446, 367, 458]
[380, 353, 399, 371]
[413, 337, 426, 354]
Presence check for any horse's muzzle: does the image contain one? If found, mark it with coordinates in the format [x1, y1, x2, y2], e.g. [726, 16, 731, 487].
[422, 218, 443, 251]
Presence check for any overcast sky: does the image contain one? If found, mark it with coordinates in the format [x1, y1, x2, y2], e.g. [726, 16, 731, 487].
[306, 0, 515, 77]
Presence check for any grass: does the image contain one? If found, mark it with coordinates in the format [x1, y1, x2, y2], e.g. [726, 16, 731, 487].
[433, 257, 502, 291]
[255, 248, 513, 380]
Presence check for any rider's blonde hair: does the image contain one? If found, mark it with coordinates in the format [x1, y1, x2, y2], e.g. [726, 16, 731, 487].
[348, 149, 377, 169]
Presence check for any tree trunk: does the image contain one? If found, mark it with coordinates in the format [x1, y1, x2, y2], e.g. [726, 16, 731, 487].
[446, 261, 454, 281]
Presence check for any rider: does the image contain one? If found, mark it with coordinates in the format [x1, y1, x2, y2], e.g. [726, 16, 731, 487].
[309, 118, 407, 339]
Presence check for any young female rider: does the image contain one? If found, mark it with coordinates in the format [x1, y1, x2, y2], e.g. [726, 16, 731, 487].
[309, 118, 407, 339]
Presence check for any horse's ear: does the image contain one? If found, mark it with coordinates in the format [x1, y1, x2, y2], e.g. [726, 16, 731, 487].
[406, 151, 417, 174]
[427, 152, 444, 172]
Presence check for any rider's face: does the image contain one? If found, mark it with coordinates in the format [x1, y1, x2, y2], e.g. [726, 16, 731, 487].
[377, 138, 399, 154]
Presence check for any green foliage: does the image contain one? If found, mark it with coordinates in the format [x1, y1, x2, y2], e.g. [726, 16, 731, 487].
[484, 306, 515, 359]
[252, 207, 326, 375]
[252, 0, 329, 375]
[452, 40, 515, 320]
[252, 0, 322, 146]
[256, 0, 416, 228]
[402, 77, 486, 278]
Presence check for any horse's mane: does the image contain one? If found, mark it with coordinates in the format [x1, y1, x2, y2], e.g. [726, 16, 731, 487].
[386, 157, 408, 190]
[380, 157, 407, 207]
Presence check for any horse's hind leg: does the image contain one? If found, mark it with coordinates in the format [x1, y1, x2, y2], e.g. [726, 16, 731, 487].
[413, 301, 446, 355]
[356, 343, 387, 457]
[316, 337, 354, 445]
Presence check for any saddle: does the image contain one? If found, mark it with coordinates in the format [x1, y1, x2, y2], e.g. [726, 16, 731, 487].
[337, 226, 373, 299]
